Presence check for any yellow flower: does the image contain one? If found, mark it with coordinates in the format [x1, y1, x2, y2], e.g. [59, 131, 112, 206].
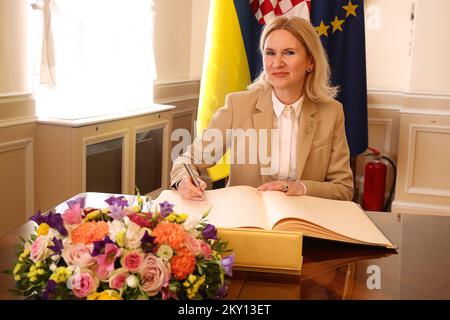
[83, 210, 101, 222]
[186, 275, 205, 299]
[116, 230, 126, 247]
[101, 207, 109, 214]
[188, 274, 197, 283]
[14, 275, 21, 281]
[167, 213, 176, 222]
[36, 223, 50, 236]
[88, 290, 122, 300]
[13, 263, 22, 275]
[19, 250, 30, 262]
[183, 274, 198, 288]
[175, 214, 187, 224]
[49, 267, 71, 283]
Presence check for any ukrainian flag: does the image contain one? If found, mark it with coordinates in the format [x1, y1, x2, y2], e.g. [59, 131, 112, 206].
[197, 0, 262, 182]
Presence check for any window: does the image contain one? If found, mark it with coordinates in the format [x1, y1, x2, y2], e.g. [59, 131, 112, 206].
[31, 0, 156, 119]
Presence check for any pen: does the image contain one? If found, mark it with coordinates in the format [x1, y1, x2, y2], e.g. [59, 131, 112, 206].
[182, 163, 206, 200]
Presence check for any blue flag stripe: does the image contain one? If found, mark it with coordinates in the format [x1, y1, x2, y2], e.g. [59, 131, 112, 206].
[233, 0, 263, 81]
[311, 0, 368, 155]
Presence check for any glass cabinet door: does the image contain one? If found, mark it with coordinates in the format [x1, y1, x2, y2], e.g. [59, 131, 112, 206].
[135, 128, 163, 195]
[86, 137, 123, 193]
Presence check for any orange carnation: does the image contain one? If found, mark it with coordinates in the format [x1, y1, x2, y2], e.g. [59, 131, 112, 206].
[152, 222, 187, 250]
[170, 247, 196, 280]
[71, 221, 109, 245]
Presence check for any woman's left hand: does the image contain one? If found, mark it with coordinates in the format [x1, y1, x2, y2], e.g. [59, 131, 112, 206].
[257, 180, 306, 196]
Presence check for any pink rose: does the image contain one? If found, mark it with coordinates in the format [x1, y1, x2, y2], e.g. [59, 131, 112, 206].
[63, 203, 82, 225]
[139, 254, 170, 297]
[62, 244, 95, 268]
[109, 268, 129, 290]
[30, 236, 50, 263]
[199, 240, 212, 258]
[184, 234, 202, 256]
[70, 271, 99, 298]
[121, 250, 144, 272]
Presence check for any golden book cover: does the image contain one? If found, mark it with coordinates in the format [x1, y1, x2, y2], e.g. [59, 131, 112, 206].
[154, 185, 396, 249]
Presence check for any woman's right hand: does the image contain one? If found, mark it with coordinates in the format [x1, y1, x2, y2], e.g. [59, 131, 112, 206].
[177, 176, 207, 201]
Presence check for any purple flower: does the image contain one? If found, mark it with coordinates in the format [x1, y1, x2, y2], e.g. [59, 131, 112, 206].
[141, 230, 156, 253]
[221, 254, 235, 277]
[48, 237, 64, 255]
[29, 210, 46, 225]
[214, 283, 229, 300]
[108, 204, 126, 220]
[202, 224, 218, 240]
[66, 196, 86, 210]
[30, 210, 67, 236]
[91, 236, 114, 257]
[159, 201, 174, 217]
[105, 196, 129, 208]
[42, 280, 56, 300]
[46, 211, 68, 236]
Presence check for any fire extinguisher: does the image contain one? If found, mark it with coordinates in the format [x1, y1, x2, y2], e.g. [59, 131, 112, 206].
[363, 147, 397, 212]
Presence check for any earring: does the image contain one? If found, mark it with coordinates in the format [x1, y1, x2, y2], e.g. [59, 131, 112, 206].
[307, 67, 313, 72]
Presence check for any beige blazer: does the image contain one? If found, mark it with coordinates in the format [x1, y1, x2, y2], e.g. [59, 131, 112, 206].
[170, 88, 354, 201]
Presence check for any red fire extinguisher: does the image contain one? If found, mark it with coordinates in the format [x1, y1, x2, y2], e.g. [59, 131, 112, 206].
[363, 147, 396, 212]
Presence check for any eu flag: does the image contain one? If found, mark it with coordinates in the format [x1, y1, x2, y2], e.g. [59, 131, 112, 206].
[310, 0, 368, 156]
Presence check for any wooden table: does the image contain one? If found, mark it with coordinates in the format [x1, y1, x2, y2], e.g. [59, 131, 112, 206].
[1, 212, 450, 300]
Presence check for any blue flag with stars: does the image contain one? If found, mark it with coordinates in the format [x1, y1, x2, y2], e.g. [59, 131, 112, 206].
[311, 0, 368, 156]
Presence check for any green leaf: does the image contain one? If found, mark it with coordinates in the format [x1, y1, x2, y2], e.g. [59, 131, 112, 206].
[201, 207, 213, 220]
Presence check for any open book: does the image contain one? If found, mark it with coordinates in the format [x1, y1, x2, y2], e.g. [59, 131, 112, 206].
[154, 185, 396, 249]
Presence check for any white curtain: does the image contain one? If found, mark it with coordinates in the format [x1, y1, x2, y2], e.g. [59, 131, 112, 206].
[38, 0, 156, 118]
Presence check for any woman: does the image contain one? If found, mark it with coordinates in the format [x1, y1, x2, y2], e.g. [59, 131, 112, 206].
[170, 16, 354, 201]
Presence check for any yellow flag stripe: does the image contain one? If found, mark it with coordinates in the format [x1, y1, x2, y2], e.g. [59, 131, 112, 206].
[198, 0, 252, 181]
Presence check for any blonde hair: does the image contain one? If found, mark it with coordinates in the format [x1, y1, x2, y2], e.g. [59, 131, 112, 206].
[248, 16, 338, 103]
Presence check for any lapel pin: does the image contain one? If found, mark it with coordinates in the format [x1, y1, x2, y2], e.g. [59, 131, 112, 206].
[305, 123, 313, 134]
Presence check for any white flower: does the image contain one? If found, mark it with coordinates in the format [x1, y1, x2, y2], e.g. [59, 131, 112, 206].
[51, 254, 60, 261]
[47, 228, 61, 239]
[126, 275, 139, 288]
[108, 219, 125, 242]
[125, 221, 145, 250]
[49, 263, 57, 272]
[156, 244, 173, 261]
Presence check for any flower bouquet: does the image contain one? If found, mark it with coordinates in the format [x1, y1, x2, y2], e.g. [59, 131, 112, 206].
[8, 192, 234, 300]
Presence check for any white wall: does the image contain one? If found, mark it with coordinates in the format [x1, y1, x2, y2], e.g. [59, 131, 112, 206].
[189, 0, 210, 79]
[153, 0, 193, 82]
[364, 0, 413, 91]
[0, 0, 33, 96]
[409, 0, 450, 94]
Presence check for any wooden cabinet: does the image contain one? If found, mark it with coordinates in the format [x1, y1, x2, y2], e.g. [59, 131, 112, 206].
[37, 106, 174, 212]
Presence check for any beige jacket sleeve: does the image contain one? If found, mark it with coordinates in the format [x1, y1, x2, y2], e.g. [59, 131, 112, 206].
[169, 95, 234, 188]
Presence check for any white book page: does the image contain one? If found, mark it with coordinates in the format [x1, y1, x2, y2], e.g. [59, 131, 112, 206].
[261, 191, 392, 246]
[153, 186, 270, 230]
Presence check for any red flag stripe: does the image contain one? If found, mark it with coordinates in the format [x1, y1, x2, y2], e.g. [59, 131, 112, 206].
[249, 0, 310, 25]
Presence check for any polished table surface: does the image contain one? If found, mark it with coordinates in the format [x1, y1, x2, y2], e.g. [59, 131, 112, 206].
[1, 212, 450, 300]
